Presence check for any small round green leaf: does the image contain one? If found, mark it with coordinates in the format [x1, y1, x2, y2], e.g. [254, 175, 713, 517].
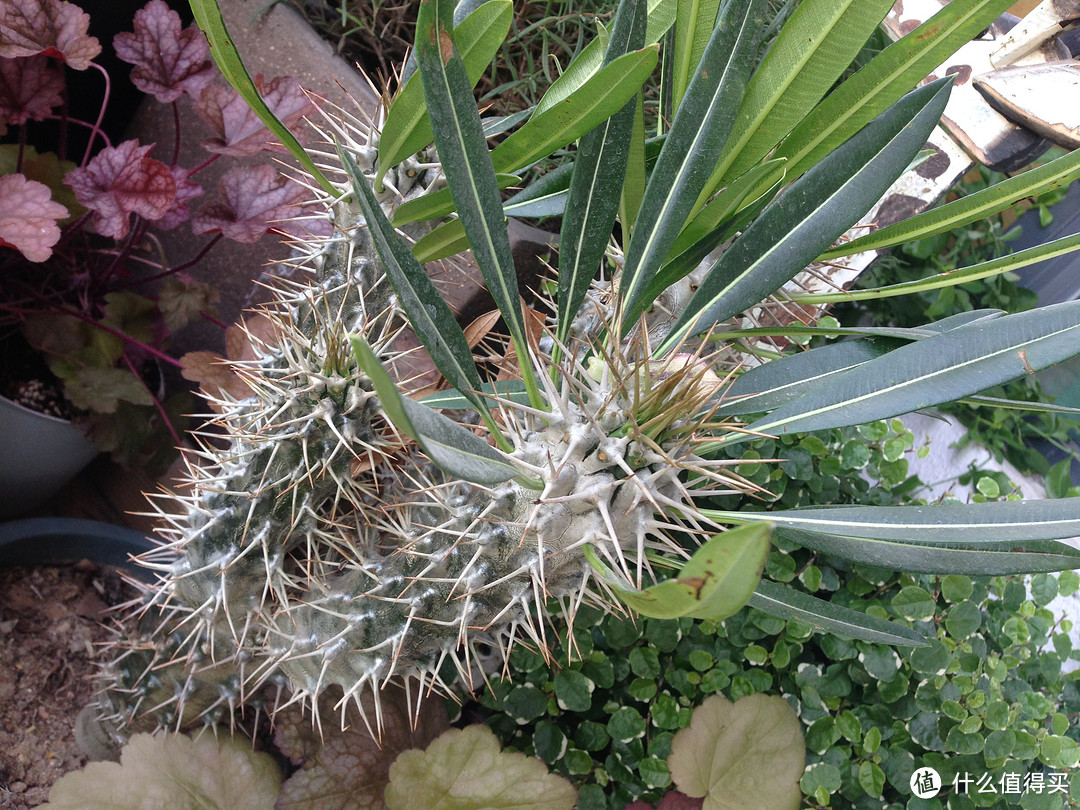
[892, 586, 936, 620]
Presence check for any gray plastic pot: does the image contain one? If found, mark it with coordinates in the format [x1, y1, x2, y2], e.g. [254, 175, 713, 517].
[0, 395, 99, 519]
[0, 517, 154, 571]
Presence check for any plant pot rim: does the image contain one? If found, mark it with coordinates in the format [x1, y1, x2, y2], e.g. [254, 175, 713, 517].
[0, 391, 76, 426]
[0, 517, 155, 572]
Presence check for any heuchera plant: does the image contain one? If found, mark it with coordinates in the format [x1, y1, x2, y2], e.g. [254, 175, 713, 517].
[0, 0, 325, 463]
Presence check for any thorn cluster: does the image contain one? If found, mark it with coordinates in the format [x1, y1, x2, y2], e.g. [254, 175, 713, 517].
[97, 102, 760, 740]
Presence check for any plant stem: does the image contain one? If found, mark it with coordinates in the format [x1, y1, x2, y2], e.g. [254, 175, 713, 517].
[81, 62, 112, 167]
[114, 234, 225, 288]
[122, 350, 182, 447]
[171, 101, 182, 166]
[58, 306, 184, 369]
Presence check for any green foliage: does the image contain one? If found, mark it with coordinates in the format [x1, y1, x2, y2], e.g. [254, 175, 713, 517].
[472, 426, 1080, 809]
[107, 0, 1080, 761]
[479, 562, 1080, 810]
[836, 161, 1080, 478]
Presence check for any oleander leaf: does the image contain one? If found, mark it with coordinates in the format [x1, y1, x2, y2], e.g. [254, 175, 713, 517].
[708, 499, 1080, 543]
[617, 0, 766, 330]
[352, 336, 526, 486]
[657, 78, 952, 354]
[749, 580, 928, 646]
[557, 0, 646, 344]
[776, 0, 1014, 179]
[338, 143, 498, 429]
[773, 527, 1080, 576]
[742, 301, 1080, 438]
[415, 0, 537, 399]
[376, 0, 513, 187]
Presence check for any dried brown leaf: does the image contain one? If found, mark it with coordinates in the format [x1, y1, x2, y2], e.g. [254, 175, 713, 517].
[463, 309, 501, 349]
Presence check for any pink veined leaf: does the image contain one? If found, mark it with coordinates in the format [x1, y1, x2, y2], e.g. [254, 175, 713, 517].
[195, 74, 317, 157]
[0, 0, 101, 70]
[65, 139, 177, 239]
[155, 165, 203, 230]
[271, 199, 334, 240]
[191, 164, 310, 243]
[0, 173, 69, 262]
[0, 54, 64, 124]
[113, 0, 215, 104]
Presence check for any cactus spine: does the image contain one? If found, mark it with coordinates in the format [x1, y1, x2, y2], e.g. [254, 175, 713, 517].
[98, 100, 749, 739]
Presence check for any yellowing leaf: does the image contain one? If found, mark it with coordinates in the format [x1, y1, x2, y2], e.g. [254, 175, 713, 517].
[584, 523, 770, 621]
[668, 694, 804, 810]
[385, 725, 576, 810]
[42, 732, 281, 810]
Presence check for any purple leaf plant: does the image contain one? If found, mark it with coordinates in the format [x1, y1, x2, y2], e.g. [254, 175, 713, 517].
[0, 0, 323, 466]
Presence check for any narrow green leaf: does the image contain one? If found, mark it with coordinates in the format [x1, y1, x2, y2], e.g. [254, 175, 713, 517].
[352, 336, 525, 486]
[694, 0, 897, 211]
[412, 172, 573, 261]
[801, 233, 1080, 304]
[807, 233, 1080, 306]
[959, 395, 1080, 416]
[392, 173, 520, 228]
[415, 0, 538, 402]
[376, 0, 514, 187]
[420, 380, 533, 410]
[707, 499, 1080, 543]
[638, 178, 777, 311]
[556, 0, 647, 346]
[743, 300, 1080, 438]
[714, 310, 1003, 416]
[657, 79, 953, 355]
[488, 47, 659, 177]
[671, 0, 722, 107]
[482, 108, 533, 138]
[503, 161, 575, 217]
[777, 0, 1015, 179]
[773, 527, 1080, 576]
[670, 158, 787, 258]
[618, 0, 767, 331]
[505, 191, 568, 219]
[715, 339, 893, 417]
[533, 0, 677, 116]
[703, 320, 999, 344]
[619, 92, 647, 233]
[749, 580, 928, 646]
[582, 523, 771, 621]
[821, 147, 1080, 260]
[337, 143, 498, 431]
[411, 217, 469, 262]
[188, 0, 335, 196]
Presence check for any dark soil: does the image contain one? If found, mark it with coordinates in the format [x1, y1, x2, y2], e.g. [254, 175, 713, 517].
[0, 562, 135, 809]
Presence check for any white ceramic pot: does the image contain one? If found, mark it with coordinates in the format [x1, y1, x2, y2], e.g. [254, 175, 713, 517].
[0, 395, 98, 519]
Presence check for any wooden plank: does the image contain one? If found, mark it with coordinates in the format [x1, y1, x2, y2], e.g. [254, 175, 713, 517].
[975, 62, 1080, 148]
